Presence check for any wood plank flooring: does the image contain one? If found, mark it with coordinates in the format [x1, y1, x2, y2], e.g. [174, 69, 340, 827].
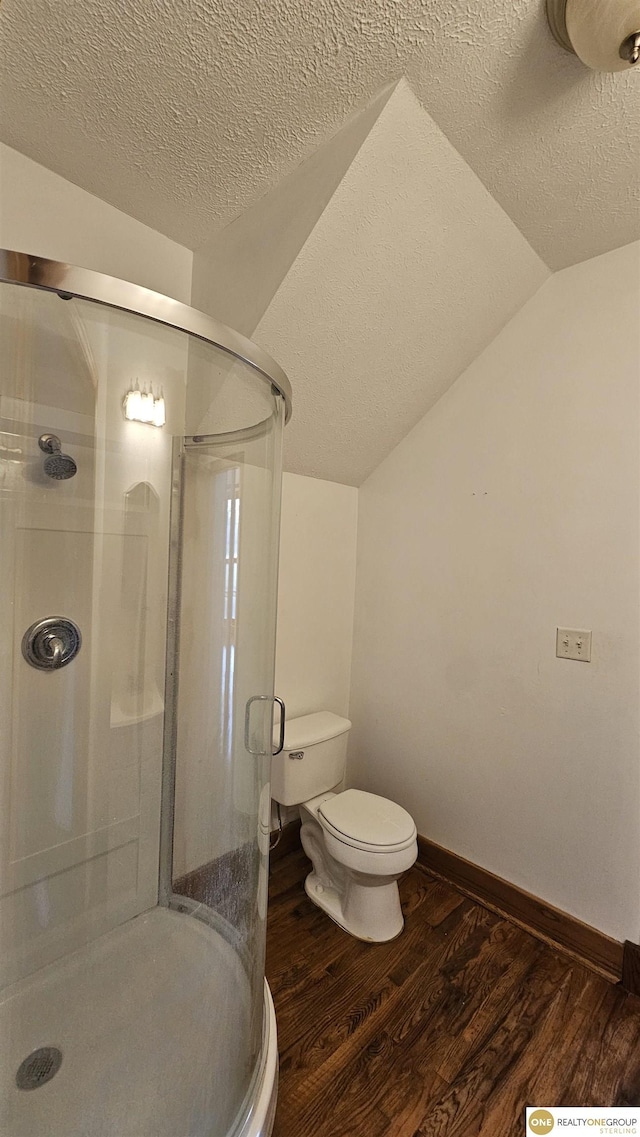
[266, 847, 640, 1137]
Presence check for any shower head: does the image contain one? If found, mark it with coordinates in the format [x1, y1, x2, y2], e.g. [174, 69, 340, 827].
[38, 434, 78, 481]
[43, 452, 78, 480]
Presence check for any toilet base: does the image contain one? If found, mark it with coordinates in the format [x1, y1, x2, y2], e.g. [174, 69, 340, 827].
[304, 869, 405, 943]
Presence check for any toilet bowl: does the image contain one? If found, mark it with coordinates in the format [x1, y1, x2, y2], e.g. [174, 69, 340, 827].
[300, 789, 417, 941]
[270, 712, 418, 942]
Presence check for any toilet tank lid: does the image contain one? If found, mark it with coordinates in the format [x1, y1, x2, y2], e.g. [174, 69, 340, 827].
[282, 711, 351, 751]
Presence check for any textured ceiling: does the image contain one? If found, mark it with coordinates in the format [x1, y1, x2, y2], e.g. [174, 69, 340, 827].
[1, 0, 638, 271]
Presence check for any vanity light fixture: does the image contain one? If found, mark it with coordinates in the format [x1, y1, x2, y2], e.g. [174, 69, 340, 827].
[547, 0, 640, 70]
[123, 385, 166, 427]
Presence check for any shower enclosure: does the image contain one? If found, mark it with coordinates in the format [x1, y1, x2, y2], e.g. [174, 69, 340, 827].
[0, 251, 291, 1137]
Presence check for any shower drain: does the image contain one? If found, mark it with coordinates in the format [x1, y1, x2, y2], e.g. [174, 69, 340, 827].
[15, 1046, 63, 1090]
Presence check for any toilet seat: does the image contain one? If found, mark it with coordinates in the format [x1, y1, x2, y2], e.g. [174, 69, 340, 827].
[317, 789, 417, 853]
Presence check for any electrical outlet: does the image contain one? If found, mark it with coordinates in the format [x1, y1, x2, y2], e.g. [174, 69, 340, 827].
[556, 628, 592, 662]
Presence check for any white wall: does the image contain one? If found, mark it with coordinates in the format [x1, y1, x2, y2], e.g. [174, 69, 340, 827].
[275, 472, 358, 722]
[349, 241, 640, 943]
[0, 144, 193, 303]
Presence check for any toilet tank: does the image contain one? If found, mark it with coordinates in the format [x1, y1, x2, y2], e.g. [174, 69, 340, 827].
[270, 712, 352, 806]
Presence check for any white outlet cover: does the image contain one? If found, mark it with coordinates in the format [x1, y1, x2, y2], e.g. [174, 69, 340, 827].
[556, 628, 592, 663]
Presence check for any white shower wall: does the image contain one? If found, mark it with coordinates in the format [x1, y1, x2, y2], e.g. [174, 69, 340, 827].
[349, 241, 640, 944]
[0, 289, 189, 986]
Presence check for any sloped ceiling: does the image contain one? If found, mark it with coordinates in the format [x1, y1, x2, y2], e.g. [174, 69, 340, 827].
[251, 81, 549, 485]
[191, 84, 396, 337]
[1, 0, 637, 487]
[0, 0, 638, 271]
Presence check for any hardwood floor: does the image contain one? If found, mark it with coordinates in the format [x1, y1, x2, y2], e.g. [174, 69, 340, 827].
[266, 847, 640, 1137]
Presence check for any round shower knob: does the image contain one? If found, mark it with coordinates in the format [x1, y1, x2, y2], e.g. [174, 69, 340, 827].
[22, 617, 82, 670]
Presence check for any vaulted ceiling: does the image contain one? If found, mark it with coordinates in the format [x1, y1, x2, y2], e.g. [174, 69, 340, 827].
[232, 81, 550, 485]
[1, 0, 638, 270]
[1, 0, 638, 486]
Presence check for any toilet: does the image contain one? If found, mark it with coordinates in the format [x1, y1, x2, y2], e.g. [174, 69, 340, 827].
[270, 711, 418, 942]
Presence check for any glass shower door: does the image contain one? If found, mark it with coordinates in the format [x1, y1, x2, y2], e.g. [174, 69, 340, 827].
[171, 349, 284, 1133]
[0, 253, 290, 1137]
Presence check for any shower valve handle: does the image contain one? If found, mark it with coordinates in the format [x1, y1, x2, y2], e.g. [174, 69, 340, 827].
[43, 633, 64, 667]
[22, 617, 82, 671]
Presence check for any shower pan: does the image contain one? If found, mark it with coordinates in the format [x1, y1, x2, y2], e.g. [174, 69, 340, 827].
[0, 251, 292, 1137]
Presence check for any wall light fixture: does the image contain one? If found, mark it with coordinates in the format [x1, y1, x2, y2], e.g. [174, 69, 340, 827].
[123, 386, 166, 427]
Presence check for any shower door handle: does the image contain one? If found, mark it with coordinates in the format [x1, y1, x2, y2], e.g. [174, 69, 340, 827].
[244, 695, 286, 756]
[272, 697, 286, 755]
